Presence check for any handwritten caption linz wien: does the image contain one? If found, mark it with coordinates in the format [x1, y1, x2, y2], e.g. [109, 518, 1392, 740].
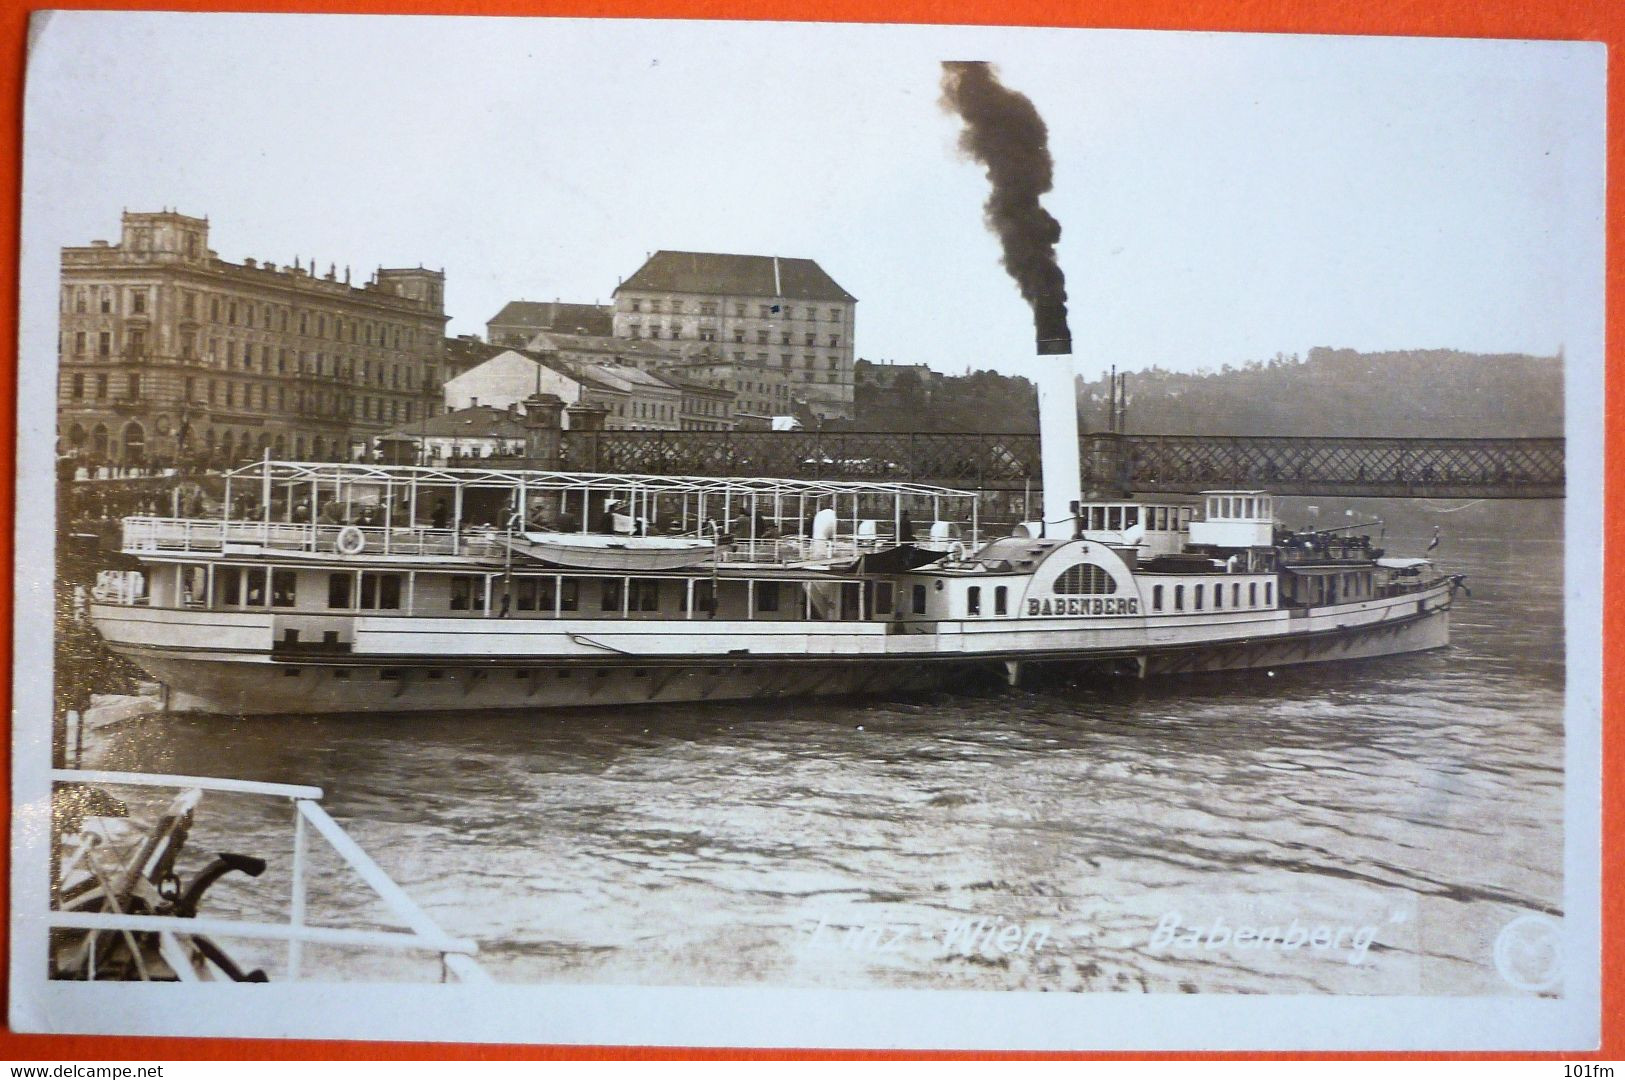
[802, 915, 1052, 957]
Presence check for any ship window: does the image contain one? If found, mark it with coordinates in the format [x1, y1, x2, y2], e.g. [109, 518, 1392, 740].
[1194, 584, 1204, 610]
[1181, 508, 1193, 529]
[873, 582, 894, 616]
[1054, 564, 1117, 594]
[601, 579, 624, 612]
[1155, 507, 1167, 531]
[1107, 507, 1121, 531]
[912, 583, 927, 615]
[1214, 583, 1222, 609]
[1249, 582, 1258, 606]
[327, 573, 351, 609]
[1153, 584, 1163, 611]
[1125, 506, 1139, 528]
[994, 586, 1007, 615]
[1089, 506, 1105, 531]
[629, 579, 661, 611]
[360, 572, 401, 610]
[1175, 585, 1185, 611]
[1232, 583, 1240, 607]
[515, 578, 538, 611]
[217, 566, 241, 606]
[755, 582, 780, 612]
[967, 587, 981, 616]
[1265, 581, 1274, 606]
[560, 580, 579, 611]
[243, 568, 267, 606]
[450, 575, 484, 611]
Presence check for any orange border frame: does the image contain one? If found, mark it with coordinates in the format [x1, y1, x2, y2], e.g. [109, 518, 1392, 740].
[0, 0, 1615, 1061]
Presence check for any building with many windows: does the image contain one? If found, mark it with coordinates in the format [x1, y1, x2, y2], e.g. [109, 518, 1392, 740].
[58, 210, 448, 466]
[661, 372, 735, 431]
[611, 250, 857, 420]
[666, 356, 796, 424]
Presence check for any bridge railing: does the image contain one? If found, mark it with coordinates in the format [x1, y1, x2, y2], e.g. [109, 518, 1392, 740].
[1120, 434, 1565, 498]
[568, 431, 1563, 498]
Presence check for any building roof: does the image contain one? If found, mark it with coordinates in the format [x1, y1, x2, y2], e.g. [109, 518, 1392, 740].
[615, 251, 856, 303]
[443, 336, 508, 371]
[446, 346, 625, 395]
[528, 330, 690, 363]
[382, 405, 531, 441]
[647, 370, 732, 397]
[487, 300, 613, 336]
[579, 363, 682, 395]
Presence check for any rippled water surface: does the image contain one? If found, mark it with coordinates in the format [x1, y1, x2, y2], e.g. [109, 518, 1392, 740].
[90, 535, 1566, 995]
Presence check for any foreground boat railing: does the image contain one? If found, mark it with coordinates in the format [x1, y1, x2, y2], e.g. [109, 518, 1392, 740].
[48, 769, 489, 983]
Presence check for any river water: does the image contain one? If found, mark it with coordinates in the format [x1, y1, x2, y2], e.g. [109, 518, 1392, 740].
[83, 533, 1566, 996]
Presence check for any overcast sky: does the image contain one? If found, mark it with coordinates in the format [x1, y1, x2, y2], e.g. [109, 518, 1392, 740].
[23, 13, 1605, 382]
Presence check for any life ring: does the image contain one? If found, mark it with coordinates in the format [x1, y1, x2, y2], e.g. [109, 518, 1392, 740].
[335, 526, 367, 555]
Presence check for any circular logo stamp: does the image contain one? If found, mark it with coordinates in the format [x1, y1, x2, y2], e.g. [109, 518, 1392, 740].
[1493, 913, 1562, 993]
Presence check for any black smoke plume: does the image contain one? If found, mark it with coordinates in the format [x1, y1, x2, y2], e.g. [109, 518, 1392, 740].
[940, 61, 1071, 352]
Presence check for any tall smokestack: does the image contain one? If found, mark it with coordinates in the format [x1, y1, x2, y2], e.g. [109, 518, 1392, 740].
[940, 61, 1071, 354]
[942, 61, 1080, 535]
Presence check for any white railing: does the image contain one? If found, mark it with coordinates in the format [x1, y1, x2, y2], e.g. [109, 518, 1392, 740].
[47, 769, 488, 983]
[121, 517, 502, 560]
[118, 515, 972, 569]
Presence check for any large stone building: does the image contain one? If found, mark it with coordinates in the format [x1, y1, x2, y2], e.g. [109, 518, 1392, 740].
[486, 300, 613, 346]
[58, 210, 448, 466]
[611, 250, 857, 420]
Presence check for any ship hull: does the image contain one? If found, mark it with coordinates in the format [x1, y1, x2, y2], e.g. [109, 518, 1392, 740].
[99, 598, 1452, 716]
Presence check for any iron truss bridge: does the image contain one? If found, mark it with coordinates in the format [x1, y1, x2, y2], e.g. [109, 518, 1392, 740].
[567, 431, 1564, 499]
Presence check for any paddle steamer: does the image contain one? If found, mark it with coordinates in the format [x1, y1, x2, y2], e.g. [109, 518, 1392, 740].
[86, 450, 1460, 715]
